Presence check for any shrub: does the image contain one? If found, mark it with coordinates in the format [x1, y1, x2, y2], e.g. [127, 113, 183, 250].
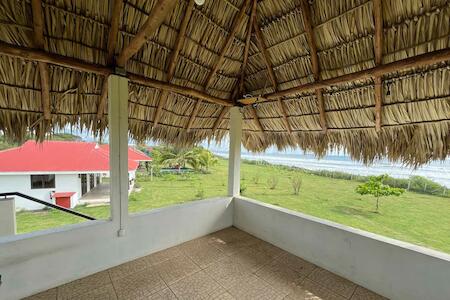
[291, 176, 302, 195]
[252, 174, 260, 185]
[240, 184, 247, 195]
[267, 176, 279, 190]
[195, 188, 205, 199]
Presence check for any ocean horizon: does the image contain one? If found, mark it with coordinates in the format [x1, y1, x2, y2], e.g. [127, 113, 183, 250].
[213, 151, 450, 188]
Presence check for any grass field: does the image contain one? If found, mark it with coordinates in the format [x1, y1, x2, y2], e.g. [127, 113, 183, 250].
[16, 159, 450, 253]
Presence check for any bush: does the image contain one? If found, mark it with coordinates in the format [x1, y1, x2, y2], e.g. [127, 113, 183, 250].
[252, 174, 260, 185]
[240, 184, 247, 195]
[195, 188, 205, 199]
[291, 176, 302, 195]
[134, 182, 141, 189]
[267, 176, 279, 190]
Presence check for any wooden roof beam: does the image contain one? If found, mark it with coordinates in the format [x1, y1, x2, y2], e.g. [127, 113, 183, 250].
[300, 0, 327, 133]
[154, 0, 195, 128]
[263, 48, 450, 99]
[31, 0, 51, 121]
[97, 0, 124, 121]
[253, 18, 293, 133]
[116, 0, 177, 67]
[212, 106, 229, 132]
[373, 0, 384, 132]
[187, 0, 251, 132]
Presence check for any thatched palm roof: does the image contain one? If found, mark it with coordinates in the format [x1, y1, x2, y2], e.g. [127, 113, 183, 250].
[0, 0, 449, 165]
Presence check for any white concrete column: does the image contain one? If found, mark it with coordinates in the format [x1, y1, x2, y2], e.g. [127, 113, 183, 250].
[108, 74, 129, 236]
[0, 197, 16, 236]
[228, 107, 243, 197]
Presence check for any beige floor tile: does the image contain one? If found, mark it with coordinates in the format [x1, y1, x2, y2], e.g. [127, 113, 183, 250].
[57, 271, 111, 300]
[181, 242, 226, 268]
[112, 267, 167, 300]
[146, 288, 178, 300]
[108, 257, 149, 281]
[227, 273, 285, 300]
[23, 288, 57, 300]
[68, 284, 117, 300]
[351, 286, 388, 300]
[252, 240, 288, 260]
[144, 246, 184, 266]
[307, 268, 357, 299]
[155, 254, 200, 284]
[255, 259, 305, 296]
[277, 252, 317, 276]
[285, 279, 346, 300]
[169, 270, 232, 299]
[230, 246, 272, 272]
[204, 256, 253, 288]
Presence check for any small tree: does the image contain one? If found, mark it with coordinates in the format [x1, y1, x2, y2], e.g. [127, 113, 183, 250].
[291, 175, 302, 195]
[356, 175, 404, 212]
[267, 176, 279, 190]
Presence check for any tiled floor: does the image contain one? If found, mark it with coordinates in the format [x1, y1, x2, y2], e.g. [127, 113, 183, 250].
[25, 227, 387, 300]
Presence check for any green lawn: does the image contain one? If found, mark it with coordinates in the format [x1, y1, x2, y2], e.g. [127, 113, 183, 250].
[16, 159, 450, 254]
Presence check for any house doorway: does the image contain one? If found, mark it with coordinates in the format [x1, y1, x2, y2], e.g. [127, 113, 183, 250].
[81, 174, 87, 195]
[89, 174, 95, 189]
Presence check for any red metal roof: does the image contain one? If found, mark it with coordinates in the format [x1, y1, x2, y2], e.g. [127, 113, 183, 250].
[0, 141, 151, 173]
[52, 192, 76, 198]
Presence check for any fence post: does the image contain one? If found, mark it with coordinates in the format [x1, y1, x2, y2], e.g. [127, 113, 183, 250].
[0, 197, 16, 236]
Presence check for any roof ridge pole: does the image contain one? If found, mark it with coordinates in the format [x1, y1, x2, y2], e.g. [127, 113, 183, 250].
[300, 0, 327, 133]
[228, 107, 242, 197]
[108, 74, 129, 237]
[186, 0, 252, 132]
[253, 15, 293, 133]
[154, 0, 195, 129]
[373, 0, 384, 132]
[31, 0, 51, 126]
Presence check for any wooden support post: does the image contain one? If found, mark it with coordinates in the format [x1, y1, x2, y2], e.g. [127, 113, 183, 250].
[228, 107, 242, 197]
[108, 74, 129, 236]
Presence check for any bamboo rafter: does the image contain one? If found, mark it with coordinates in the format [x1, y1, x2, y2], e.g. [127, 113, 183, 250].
[300, 0, 327, 133]
[253, 14, 293, 133]
[373, 0, 384, 132]
[186, 0, 251, 131]
[154, 0, 195, 129]
[31, 0, 51, 121]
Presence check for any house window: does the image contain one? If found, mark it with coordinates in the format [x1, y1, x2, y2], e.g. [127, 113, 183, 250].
[31, 174, 55, 189]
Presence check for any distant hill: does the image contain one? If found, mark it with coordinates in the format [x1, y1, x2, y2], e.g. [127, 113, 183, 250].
[0, 133, 82, 151]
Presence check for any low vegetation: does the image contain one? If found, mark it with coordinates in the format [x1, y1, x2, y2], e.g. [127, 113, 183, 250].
[15, 157, 450, 254]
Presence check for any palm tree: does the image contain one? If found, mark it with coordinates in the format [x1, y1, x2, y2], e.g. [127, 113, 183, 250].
[156, 146, 200, 172]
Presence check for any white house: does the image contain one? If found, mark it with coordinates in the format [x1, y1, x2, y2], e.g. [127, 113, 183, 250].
[0, 141, 151, 210]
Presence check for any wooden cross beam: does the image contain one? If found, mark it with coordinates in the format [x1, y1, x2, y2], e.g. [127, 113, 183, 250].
[300, 0, 327, 132]
[153, 0, 195, 128]
[97, 0, 124, 121]
[253, 22, 292, 133]
[373, 0, 384, 132]
[212, 106, 229, 132]
[31, 0, 51, 121]
[186, 0, 251, 131]
[116, 0, 177, 67]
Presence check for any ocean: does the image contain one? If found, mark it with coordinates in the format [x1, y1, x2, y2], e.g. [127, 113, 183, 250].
[214, 151, 450, 188]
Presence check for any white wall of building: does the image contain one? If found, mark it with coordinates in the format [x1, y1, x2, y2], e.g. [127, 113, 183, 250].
[0, 174, 82, 210]
[0, 197, 233, 300]
[234, 197, 450, 300]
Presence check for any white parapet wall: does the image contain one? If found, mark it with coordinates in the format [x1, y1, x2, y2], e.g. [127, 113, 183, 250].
[0, 197, 233, 300]
[233, 197, 450, 300]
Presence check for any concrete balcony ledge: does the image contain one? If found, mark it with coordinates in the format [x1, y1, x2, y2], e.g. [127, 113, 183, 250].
[1, 196, 450, 299]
